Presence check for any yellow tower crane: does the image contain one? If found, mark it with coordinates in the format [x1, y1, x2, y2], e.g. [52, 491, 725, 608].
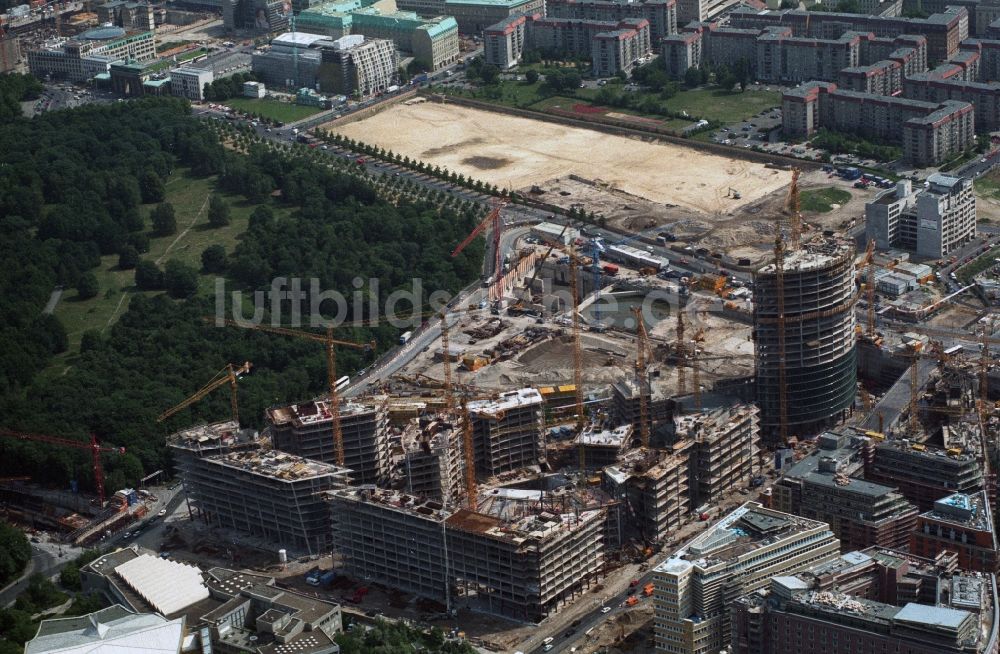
[157, 361, 252, 424]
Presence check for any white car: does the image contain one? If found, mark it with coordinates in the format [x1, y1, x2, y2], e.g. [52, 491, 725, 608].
[601, 606, 612, 614]
[158, 509, 167, 516]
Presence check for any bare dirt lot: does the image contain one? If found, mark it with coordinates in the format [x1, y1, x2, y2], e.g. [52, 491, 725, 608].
[330, 101, 790, 214]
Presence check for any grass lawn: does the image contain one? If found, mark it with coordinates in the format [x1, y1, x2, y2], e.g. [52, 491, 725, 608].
[662, 87, 780, 124]
[975, 173, 1000, 200]
[50, 169, 281, 360]
[225, 97, 322, 123]
[801, 187, 852, 213]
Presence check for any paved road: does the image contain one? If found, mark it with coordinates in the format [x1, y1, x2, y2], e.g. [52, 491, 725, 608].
[0, 547, 61, 608]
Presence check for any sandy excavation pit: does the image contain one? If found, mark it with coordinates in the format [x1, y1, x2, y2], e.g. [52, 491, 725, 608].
[330, 101, 790, 214]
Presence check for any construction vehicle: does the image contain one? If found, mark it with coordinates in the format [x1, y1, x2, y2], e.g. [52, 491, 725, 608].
[626, 596, 639, 607]
[345, 586, 369, 603]
[157, 361, 251, 424]
[0, 428, 125, 506]
[642, 583, 654, 597]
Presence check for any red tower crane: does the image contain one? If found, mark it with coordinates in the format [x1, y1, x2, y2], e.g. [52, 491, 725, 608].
[0, 428, 125, 506]
[451, 201, 509, 287]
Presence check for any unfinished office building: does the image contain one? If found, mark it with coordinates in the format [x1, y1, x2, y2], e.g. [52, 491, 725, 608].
[267, 397, 389, 486]
[577, 424, 633, 470]
[611, 379, 672, 437]
[774, 431, 918, 551]
[605, 446, 691, 545]
[467, 388, 544, 477]
[167, 421, 264, 520]
[677, 404, 760, 506]
[754, 241, 857, 442]
[181, 449, 350, 554]
[399, 413, 466, 506]
[329, 488, 604, 622]
[865, 439, 983, 511]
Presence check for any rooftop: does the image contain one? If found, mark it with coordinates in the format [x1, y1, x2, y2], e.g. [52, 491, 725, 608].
[26, 607, 184, 654]
[468, 387, 543, 416]
[267, 396, 381, 428]
[166, 420, 260, 452]
[208, 449, 350, 482]
[577, 424, 632, 447]
[114, 553, 210, 616]
[923, 491, 995, 536]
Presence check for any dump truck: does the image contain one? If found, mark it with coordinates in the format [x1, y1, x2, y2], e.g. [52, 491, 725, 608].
[626, 596, 639, 607]
[642, 583, 654, 597]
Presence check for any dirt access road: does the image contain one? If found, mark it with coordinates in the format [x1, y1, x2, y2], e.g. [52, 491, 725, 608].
[330, 101, 789, 215]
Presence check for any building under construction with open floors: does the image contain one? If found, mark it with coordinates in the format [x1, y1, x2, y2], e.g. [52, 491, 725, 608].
[328, 488, 605, 622]
[604, 445, 691, 545]
[467, 388, 544, 477]
[676, 404, 760, 507]
[577, 424, 634, 470]
[180, 449, 351, 555]
[167, 421, 264, 520]
[611, 378, 672, 440]
[398, 413, 466, 506]
[653, 502, 841, 654]
[865, 438, 983, 511]
[753, 240, 858, 443]
[266, 396, 389, 486]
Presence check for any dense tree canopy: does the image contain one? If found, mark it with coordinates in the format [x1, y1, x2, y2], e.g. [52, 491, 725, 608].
[0, 523, 30, 587]
[0, 96, 484, 493]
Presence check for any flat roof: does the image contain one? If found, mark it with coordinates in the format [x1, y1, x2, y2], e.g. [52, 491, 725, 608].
[895, 602, 970, 630]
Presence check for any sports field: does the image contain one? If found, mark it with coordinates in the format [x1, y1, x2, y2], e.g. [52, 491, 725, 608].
[330, 101, 788, 214]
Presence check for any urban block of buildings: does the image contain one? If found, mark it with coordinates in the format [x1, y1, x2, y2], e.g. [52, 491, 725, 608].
[24, 605, 186, 654]
[252, 31, 399, 97]
[27, 25, 156, 81]
[911, 491, 998, 572]
[730, 546, 998, 654]
[865, 438, 984, 511]
[483, 13, 653, 76]
[297, 0, 460, 70]
[772, 430, 918, 552]
[866, 176, 977, 259]
[653, 502, 841, 654]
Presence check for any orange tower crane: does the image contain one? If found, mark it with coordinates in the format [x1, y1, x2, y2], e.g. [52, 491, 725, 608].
[787, 168, 802, 250]
[0, 428, 124, 506]
[632, 307, 651, 448]
[460, 396, 477, 508]
[908, 341, 924, 433]
[157, 361, 252, 424]
[676, 310, 687, 398]
[215, 319, 374, 466]
[439, 312, 455, 410]
[774, 179, 791, 445]
[569, 246, 586, 471]
[862, 239, 877, 338]
[692, 328, 706, 412]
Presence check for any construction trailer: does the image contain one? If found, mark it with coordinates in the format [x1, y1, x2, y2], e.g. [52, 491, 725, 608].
[267, 397, 390, 486]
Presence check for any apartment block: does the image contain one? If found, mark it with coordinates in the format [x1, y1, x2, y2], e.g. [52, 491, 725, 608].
[773, 431, 918, 551]
[730, 548, 995, 654]
[866, 175, 977, 259]
[251, 32, 325, 89]
[676, 404, 759, 507]
[443, 0, 544, 33]
[662, 29, 703, 77]
[266, 396, 390, 486]
[95, 1, 155, 31]
[177, 449, 350, 554]
[905, 67, 1000, 130]
[865, 439, 983, 511]
[756, 30, 862, 85]
[400, 413, 466, 506]
[593, 22, 651, 77]
[611, 378, 672, 437]
[653, 503, 841, 654]
[317, 35, 399, 97]
[781, 81, 975, 166]
[546, 0, 677, 44]
[861, 34, 927, 77]
[330, 488, 604, 621]
[27, 27, 155, 81]
[836, 59, 902, 96]
[483, 13, 533, 69]
[727, 6, 968, 63]
[911, 491, 998, 572]
[467, 388, 544, 477]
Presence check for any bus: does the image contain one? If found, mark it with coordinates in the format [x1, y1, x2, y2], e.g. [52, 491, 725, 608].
[335, 376, 349, 392]
[399, 331, 413, 345]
